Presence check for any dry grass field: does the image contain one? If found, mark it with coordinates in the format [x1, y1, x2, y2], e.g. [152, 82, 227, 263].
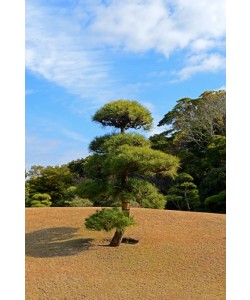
[26, 207, 226, 299]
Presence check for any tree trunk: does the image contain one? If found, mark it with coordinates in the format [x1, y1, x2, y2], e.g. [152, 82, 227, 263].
[109, 171, 130, 247]
[109, 229, 124, 247]
[184, 189, 191, 211]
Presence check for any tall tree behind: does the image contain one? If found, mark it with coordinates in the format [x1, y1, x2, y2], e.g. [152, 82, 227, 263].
[26, 165, 73, 206]
[151, 90, 226, 213]
[158, 90, 226, 150]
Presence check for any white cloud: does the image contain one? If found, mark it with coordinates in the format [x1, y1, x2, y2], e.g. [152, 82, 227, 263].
[90, 0, 225, 56]
[26, 0, 226, 101]
[217, 85, 226, 91]
[25, 1, 118, 104]
[25, 89, 35, 95]
[141, 101, 156, 112]
[175, 53, 226, 81]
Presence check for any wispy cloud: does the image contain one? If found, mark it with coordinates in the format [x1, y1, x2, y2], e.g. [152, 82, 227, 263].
[173, 53, 226, 81]
[26, 134, 62, 155]
[25, 133, 62, 168]
[25, 89, 35, 95]
[26, 116, 90, 146]
[61, 129, 89, 143]
[25, 1, 118, 104]
[25, 133, 88, 169]
[26, 0, 225, 102]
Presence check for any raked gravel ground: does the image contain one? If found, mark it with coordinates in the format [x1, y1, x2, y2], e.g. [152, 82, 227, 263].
[26, 207, 226, 300]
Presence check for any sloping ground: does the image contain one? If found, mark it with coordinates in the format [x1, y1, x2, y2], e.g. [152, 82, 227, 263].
[25, 207, 226, 300]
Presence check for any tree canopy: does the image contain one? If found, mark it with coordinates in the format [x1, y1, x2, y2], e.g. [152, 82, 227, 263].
[92, 99, 153, 133]
[158, 90, 226, 149]
[151, 90, 226, 212]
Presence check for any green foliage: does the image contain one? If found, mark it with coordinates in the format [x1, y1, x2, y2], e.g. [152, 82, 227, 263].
[206, 135, 226, 167]
[65, 197, 93, 207]
[84, 154, 108, 179]
[149, 90, 226, 213]
[26, 165, 73, 206]
[175, 173, 194, 183]
[204, 190, 226, 213]
[76, 179, 109, 200]
[89, 134, 113, 154]
[199, 166, 226, 201]
[149, 132, 177, 155]
[158, 90, 226, 149]
[66, 186, 77, 198]
[67, 158, 88, 182]
[25, 181, 31, 207]
[105, 145, 179, 178]
[92, 99, 153, 133]
[76, 177, 167, 209]
[27, 165, 44, 178]
[128, 178, 166, 209]
[81, 99, 180, 211]
[30, 193, 52, 207]
[61, 185, 90, 206]
[90, 133, 151, 154]
[85, 208, 136, 232]
[166, 173, 200, 211]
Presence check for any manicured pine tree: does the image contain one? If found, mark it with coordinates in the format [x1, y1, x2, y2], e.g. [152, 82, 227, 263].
[84, 100, 180, 246]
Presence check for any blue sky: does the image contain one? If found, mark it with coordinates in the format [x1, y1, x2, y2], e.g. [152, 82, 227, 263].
[25, 0, 226, 169]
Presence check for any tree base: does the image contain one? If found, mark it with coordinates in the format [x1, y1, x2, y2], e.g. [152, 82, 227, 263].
[109, 229, 124, 247]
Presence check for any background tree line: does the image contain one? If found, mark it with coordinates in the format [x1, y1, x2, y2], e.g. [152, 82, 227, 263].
[25, 90, 226, 214]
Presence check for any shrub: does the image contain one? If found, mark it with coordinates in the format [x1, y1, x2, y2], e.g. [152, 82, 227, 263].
[30, 193, 52, 207]
[85, 208, 136, 232]
[65, 198, 93, 207]
[204, 190, 226, 213]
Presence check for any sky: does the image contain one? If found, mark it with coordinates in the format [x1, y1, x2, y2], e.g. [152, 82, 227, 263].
[25, 0, 226, 169]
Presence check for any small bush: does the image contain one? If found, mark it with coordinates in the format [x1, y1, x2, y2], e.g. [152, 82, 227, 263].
[204, 190, 226, 213]
[30, 193, 52, 207]
[65, 198, 93, 207]
[85, 208, 136, 232]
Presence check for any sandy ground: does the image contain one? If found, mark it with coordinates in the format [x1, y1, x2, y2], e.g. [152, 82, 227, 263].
[26, 207, 226, 299]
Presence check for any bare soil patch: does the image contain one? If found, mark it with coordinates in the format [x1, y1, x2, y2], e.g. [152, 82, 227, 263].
[26, 207, 225, 299]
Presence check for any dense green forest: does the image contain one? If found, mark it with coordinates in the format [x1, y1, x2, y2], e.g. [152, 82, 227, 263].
[25, 90, 226, 214]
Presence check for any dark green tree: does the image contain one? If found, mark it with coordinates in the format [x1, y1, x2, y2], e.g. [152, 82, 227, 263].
[158, 90, 226, 149]
[204, 190, 226, 213]
[150, 90, 226, 213]
[166, 173, 200, 211]
[67, 158, 88, 183]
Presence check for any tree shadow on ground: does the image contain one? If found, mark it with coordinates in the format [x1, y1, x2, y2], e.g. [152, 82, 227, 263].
[25, 227, 93, 258]
[97, 237, 139, 247]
